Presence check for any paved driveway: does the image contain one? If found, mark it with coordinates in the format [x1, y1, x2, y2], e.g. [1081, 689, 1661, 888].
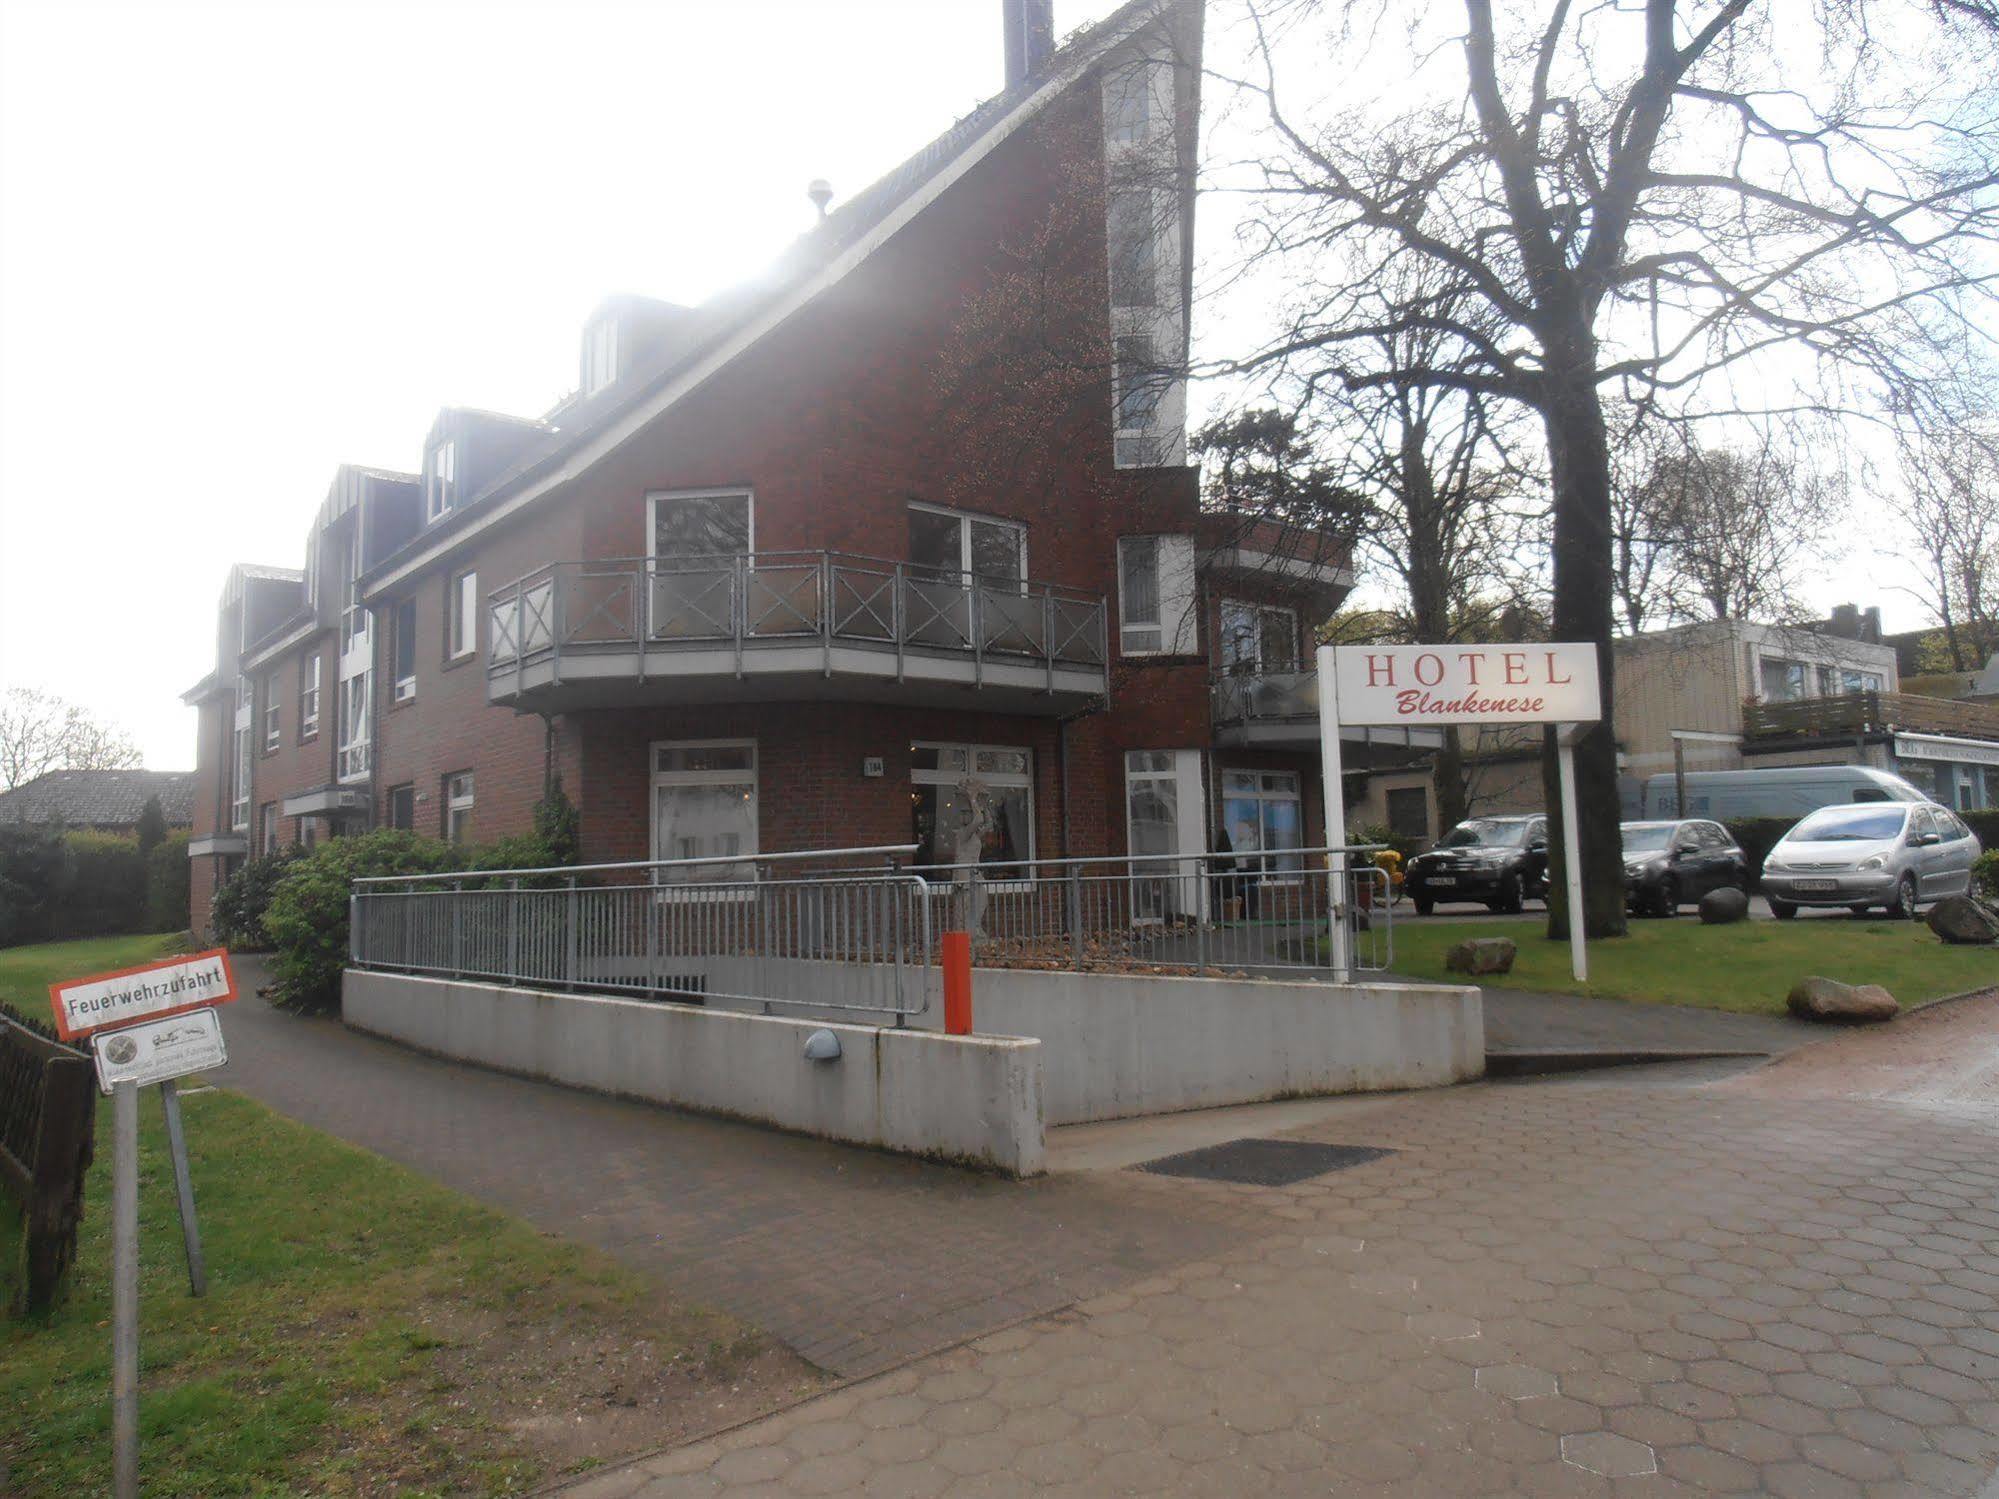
[568, 993, 1999, 1498]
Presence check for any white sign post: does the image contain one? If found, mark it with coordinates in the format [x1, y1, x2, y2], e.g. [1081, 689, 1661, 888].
[50, 950, 237, 1499]
[1317, 642, 1604, 982]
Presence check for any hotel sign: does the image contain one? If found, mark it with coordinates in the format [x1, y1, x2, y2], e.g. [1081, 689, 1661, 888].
[1330, 643, 1601, 727]
[49, 949, 238, 1042]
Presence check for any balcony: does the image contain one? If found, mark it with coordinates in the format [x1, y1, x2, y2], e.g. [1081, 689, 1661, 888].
[1743, 690, 1999, 746]
[1211, 671, 1443, 751]
[486, 552, 1108, 714]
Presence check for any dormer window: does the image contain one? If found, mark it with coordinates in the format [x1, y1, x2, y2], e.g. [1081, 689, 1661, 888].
[582, 319, 619, 396]
[424, 440, 457, 523]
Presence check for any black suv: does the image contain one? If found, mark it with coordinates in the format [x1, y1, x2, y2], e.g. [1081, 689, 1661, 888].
[1405, 816, 1550, 914]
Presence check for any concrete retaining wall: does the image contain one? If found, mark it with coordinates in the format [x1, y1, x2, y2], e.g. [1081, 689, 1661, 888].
[343, 970, 1045, 1176]
[962, 968, 1482, 1124]
[685, 959, 1481, 1126]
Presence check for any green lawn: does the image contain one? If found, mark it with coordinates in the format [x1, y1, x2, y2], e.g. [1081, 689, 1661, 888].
[1387, 914, 1999, 1015]
[2, 935, 798, 1497]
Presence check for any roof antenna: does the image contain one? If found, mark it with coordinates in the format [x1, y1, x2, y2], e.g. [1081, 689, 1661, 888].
[807, 179, 833, 221]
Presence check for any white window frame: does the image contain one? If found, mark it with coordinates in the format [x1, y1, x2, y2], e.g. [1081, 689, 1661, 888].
[911, 741, 1035, 885]
[1219, 768, 1306, 884]
[1124, 749, 1205, 922]
[906, 501, 1027, 583]
[1219, 599, 1299, 676]
[444, 771, 475, 845]
[650, 738, 758, 888]
[424, 439, 457, 523]
[448, 570, 478, 660]
[1117, 534, 1195, 656]
[336, 671, 371, 783]
[386, 782, 416, 832]
[1118, 536, 1163, 654]
[261, 672, 281, 752]
[391, 597, 417, 703]
[646, 488, 755, 559]
[259, 802, 279, 856]
[299, 653, 321, 739]
[230, 723, 251, 832]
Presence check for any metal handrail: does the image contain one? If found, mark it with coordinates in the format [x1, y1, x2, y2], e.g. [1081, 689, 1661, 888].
[355, 843, 921, 887]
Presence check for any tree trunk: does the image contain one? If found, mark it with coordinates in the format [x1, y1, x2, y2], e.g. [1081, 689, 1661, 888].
[1537, 365, 1629, 940]
[1434, 726, 1469, 828]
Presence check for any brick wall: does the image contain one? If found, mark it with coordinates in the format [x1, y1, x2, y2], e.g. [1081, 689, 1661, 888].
[185, 68, 1264, 883]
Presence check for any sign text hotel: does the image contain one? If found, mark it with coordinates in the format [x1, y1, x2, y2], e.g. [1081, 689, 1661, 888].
[1330, 643, 1602, 727]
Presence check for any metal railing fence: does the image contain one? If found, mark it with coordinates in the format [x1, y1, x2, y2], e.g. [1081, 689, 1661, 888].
[486, 551, 1108, 681]
[350, 845, 936, 1021]
[349, 844, 1391, 1020]
[907, 847, 1390, 975]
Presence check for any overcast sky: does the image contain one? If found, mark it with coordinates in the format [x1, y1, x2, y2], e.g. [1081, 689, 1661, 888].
[0, 0, 1930, 770]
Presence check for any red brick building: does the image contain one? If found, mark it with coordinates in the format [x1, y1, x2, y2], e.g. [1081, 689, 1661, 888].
[183, 0, 1385, 939]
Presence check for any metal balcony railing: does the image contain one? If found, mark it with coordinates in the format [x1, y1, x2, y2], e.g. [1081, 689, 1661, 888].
[1742, 690, 1999, 744]
[486, 551, 1107, 688]
[1212, 668, 1319, 725]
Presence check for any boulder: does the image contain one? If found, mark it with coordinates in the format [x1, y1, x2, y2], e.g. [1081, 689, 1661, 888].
[1445, 936, 1517, 977]
[1926, 894, 1999, 946]
[1698, 886, 1750, 925]
[1786, 976, 1899, 1024]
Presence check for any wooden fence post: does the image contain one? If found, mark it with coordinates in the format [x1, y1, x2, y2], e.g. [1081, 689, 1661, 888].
[24, 1053, 96, 1313]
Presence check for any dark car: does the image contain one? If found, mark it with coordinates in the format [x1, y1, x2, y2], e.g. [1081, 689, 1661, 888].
[1405, 816, 1549, 915]
[1621, 819, 1749, 917]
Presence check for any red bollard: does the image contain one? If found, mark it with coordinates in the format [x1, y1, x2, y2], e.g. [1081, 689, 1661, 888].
[942, 931, 973, 1035]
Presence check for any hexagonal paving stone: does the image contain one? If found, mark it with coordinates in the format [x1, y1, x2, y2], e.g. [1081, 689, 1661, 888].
[1561, 1431, 1658, 1478]
[1406, 1310, 1481, 1342]
[1476, 1364, 1558, 1400]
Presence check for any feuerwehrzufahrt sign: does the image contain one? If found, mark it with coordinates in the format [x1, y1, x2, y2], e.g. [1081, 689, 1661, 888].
[1329, 643, 1601, 727]
[48, 949, 237, 1042]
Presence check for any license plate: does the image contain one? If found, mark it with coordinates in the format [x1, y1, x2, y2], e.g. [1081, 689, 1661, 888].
[1429, 876, 1457, 887]
[1793, 879, 1837, 892]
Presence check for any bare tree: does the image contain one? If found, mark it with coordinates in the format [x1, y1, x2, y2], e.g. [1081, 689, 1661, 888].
[1895, 422, 1999, 670]
[1645, 443, 1846, 623]
[1213, 0, 1999, 936]
[0, 687, 142, 791]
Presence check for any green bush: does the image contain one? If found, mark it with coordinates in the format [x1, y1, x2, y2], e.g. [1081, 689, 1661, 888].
[58, 832, 148, 939]
[262, 831, 455, 1012]
[211, 847, 306, 951]
[1974, 850, 1999, 900]
[1723, 817, 1799, 883]
[145, 831, 192, 933]
[1963, 810, 1999, 854]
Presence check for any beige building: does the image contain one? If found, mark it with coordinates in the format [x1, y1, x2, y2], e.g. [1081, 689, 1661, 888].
[1352, 608, 1999, 842]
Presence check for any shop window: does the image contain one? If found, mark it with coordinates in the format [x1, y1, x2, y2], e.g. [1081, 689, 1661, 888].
[911, 742, 1033, 875]
[651, 740, 757, 880]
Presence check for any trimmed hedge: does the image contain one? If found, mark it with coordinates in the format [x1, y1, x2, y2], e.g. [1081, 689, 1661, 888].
[0, 826, 190, 947]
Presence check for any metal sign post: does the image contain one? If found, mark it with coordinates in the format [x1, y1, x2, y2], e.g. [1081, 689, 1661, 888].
[110, 1079, 139, 1499]
[49, 951, 238, 1496]
[1557, 728, 1588, 984]
[1315, 642, 1353, 982]
[158, 1079, 207, 1297]
[1318, 642, 1604, 984]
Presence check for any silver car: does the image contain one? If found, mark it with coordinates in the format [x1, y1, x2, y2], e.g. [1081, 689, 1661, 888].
[1761, 802, 1983, 920]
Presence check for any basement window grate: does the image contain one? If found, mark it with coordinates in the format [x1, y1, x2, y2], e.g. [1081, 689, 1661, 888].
[1137, 1138, 1395, 1186]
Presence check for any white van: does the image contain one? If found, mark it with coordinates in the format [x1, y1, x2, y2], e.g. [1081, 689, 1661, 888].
[1641, 766, 1926, 821]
